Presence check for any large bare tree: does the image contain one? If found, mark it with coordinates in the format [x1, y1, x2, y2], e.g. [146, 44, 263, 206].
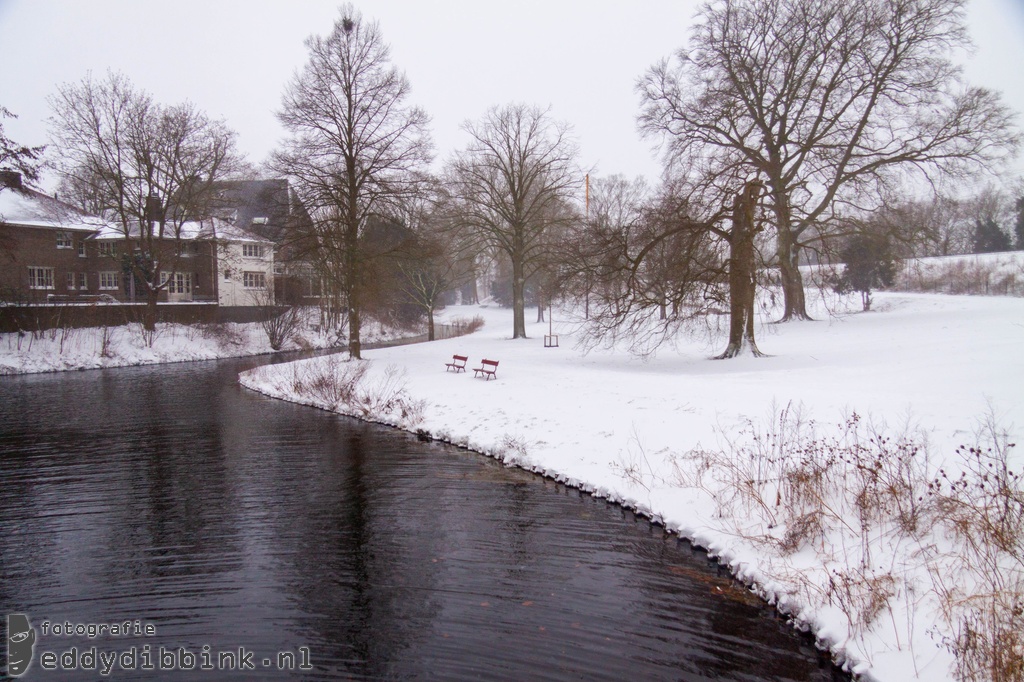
[574, 174, 769, 358]
[639, 0, 1020, 321]
[448, 104, 581, 339]
[272, 5, 432, 359]
[49, 72, 241, 329]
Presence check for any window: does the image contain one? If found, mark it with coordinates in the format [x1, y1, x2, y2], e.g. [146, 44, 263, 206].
[252, 217, 268, 225]
[243, 243, 264, 258]
[223, 269, 231, 281]
[160, 271, 192, 295]
[243, 271, 266, 289]
[99, 242, 116, 257]
[56, 231, 73, 249]
[28, 267, 54, 290]
[67, 272, 76, 290]
[77, 272, 88, 290]
[78, 241, 87, 258]
[99, 272, 119, 290]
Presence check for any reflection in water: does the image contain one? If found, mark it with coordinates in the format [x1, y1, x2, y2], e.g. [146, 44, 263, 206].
[0, 357, 847, 680]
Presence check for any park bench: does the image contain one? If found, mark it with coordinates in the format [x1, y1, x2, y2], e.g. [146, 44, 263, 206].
[473, 359, 499, 380]
[445, 354, 468, 373]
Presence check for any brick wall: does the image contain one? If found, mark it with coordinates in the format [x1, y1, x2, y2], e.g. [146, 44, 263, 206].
[1, 222, 219, 305]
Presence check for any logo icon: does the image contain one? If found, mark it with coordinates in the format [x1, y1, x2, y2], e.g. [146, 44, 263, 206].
[7, 614, 36, 677]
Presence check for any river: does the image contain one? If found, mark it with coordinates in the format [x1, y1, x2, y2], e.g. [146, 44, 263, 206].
[0, 354, 847, 680]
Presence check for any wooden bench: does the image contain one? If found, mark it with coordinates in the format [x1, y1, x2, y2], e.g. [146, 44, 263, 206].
[445, 354, 468, 373]
[473, 359, 498, 380]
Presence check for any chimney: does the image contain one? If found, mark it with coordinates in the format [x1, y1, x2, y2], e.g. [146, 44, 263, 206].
[0, 170, 23, 190]
[145, 193, 163, 222]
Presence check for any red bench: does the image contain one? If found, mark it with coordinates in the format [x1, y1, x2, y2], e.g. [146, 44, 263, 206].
[473, 359, 498, 380]
[445, 354, 468, 373]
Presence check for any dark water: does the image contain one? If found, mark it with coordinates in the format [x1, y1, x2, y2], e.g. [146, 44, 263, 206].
[0, 355, 847, 680]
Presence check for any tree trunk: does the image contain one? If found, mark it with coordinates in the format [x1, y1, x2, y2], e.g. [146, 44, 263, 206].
[348, 303, 361, 359]
[537, 303, 544, 323]
[512, 248, 526, 339]
[776, 229, 811, 321]
[427, 308, 435, 341]
[346, 254, 361, 359]
[718, 181, 764, 359]
[769, 186, 811, 322]
[143, 288, 159, 332]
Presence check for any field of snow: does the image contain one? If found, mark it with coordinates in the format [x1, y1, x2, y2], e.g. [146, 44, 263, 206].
[241, 292, 1024, 682]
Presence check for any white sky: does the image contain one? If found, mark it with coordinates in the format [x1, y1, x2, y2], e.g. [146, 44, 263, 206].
[1, 0, 1022, 190]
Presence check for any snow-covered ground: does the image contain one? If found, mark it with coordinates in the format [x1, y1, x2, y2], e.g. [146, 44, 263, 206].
[241, 292, 1024, 682]
[0, 312, 411, 374]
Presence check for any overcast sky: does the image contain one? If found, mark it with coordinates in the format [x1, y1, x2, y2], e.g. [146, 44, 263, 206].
[1, 0, 1022, 190]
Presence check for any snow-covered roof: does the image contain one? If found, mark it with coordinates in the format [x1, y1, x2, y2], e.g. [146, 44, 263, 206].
[92, 216, 273, 244]
[0, 187, 109, 232]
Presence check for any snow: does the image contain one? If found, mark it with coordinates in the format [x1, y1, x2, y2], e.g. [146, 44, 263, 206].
[0, 312, 410, 375]
[0, 186, 108, 231]
[4, 287, 1021, 680]
[239, 292, 1024, 682]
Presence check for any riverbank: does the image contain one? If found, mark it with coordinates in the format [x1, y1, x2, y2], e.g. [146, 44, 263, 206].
[240, 292, 1024, 682]
[0, 313, 417, 375]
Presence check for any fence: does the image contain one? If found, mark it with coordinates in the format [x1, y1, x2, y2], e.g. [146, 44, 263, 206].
[0, 302, 280, 334]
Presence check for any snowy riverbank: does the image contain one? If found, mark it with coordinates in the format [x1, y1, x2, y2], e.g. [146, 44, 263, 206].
[240, 293, 1024, 682]
[0, 314, 412, 374]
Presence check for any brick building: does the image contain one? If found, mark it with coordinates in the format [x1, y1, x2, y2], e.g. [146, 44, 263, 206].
[1, 173, 274, 307]
[0, 177, 111, 304]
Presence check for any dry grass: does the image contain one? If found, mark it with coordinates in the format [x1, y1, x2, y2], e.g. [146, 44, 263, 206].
[282, 355, 425, 428]
[664, 403, 1022, 680]
[894, 255, 1024, 297]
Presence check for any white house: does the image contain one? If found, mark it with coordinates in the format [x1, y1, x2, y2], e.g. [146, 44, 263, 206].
[213, 221, 276, 307]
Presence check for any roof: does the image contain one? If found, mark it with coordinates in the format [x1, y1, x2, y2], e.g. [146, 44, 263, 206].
[91, 216, 272, 244]
[210, 179, 306, 242]
[0, 186, 109, 232]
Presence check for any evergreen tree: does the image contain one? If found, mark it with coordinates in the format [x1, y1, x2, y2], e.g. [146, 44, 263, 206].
[972, 217, 1012, 253]
[834, 234, 896, 311]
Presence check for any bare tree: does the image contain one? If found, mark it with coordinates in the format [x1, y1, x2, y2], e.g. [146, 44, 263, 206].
[1, 107, 46, 261]
[389, 184, 475, 340]
[49, 72, 242, 329]
[640, 0, 1020, 321]
[1, 106, 45, 192]
[560, 175, 648, 319]
[448, 104, 581, 339]
[573, 177, 723, 356]
[272, 5, 432, 359]
[574, 169, 779, 359]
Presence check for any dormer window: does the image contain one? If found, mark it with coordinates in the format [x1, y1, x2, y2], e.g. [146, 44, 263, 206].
[252, 217, 269, 225]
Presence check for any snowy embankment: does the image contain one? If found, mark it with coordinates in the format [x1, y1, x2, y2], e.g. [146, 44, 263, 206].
[0, 314, 406, 375]
[240, 293, 1024, 682]
[895, 251, 1024, 297]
